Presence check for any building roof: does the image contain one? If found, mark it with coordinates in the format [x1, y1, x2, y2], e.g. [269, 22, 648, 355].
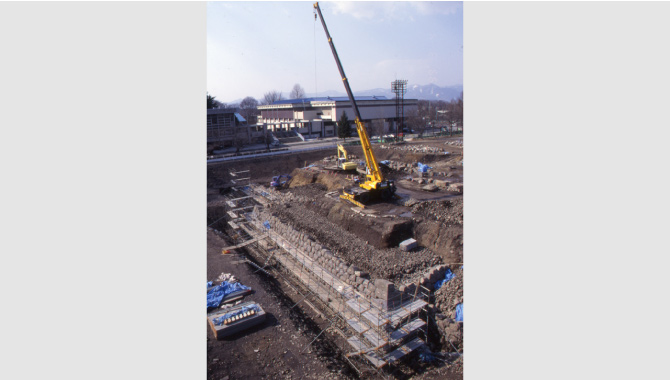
[207, 108, 237, 115]
[271, 96, 389, 105]
[234, 113, 246, 123]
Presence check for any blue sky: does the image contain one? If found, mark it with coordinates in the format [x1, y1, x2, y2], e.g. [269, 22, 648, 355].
[208, 1, 463, 103]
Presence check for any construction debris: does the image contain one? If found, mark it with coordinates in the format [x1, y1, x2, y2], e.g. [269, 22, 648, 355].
[207, 281, 252, 310]
[216, 272, 237, 283]
[207, 301, 266, 340]
[399, 238, 418, 252]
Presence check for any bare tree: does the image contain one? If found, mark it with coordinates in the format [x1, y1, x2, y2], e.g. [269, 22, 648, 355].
[239, 96, 259, 124]
[444, 94, 463, 134]
[263, 90, 283, 105]
[263, 130, 274, 151]
[369, 119, 385, 138]
[290, 83, 305, 99]
[233, 134, 245, 154]
[405, 110, 426, 137]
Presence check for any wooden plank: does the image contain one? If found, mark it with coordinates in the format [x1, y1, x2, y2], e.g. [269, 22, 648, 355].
[387, 299, 427, 326]
[230, 195, 252, 201]
[388, 318, 425, 342]
[346, 298, 370, 314]
[346, 336, 370, 352]
[220, 233, 269, 251]
[362, 310, 388, 328]
[364, 352, 387, 369]
[363, 329, 387, 347]
[346, 318, 370, 334]
[384, 337, 425, 364]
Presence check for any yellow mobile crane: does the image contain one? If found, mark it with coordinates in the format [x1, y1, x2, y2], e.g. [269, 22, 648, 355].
[314, 2, 396, 207]
[337, 144, 358, 171]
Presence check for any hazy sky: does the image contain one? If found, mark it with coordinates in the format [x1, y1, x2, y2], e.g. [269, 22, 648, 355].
[208, 1, 463, 103]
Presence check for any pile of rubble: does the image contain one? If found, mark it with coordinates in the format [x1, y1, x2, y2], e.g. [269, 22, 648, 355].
[444, 139, 463, 147]
[433, 267, 463, 352]
[267, 202, 441, 283]
[379, 144, 450, 154]
[412, 199, 464, 225]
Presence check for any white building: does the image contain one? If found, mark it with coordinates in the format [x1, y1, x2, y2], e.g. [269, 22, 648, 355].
[257, 96, 418, 138]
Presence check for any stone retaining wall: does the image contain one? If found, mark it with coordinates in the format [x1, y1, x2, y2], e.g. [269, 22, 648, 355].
[255, 208, 423, 310]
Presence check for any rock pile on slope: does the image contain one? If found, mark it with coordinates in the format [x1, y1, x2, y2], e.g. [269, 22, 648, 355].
[433, 266, 463, 352]
[412, 199, 464, 226]
[267, 201, 441, 283]
[444, 139, 463, 147]
[379, 144, 450, 154]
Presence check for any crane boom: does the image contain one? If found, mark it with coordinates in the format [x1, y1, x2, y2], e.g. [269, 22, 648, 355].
[314, 2, 382, 186]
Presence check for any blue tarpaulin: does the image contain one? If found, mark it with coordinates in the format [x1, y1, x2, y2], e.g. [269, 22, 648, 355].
[207, 281, 213, 289]
[434, 269, 455, 290]
[212, 304, 261, 326]
[207, 281, 250, 309]
[419, 352, 437, 363]
[263, 221, 271, 229]
[455, 303, 463, 322]
[417, 162, 432, 172]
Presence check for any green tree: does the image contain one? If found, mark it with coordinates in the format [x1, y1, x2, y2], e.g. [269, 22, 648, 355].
[337, 112, 352, 142]
[207, 93, 217, 109]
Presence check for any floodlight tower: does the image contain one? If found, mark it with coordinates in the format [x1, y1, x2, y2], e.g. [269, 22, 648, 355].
[391, 79, 408, 142]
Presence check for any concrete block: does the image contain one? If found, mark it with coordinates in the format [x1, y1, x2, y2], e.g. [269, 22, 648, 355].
[422, 184, 438, 192]
[448, 183, 463, 192]
[434, 179, 449, 188]
[374, 279, 395, 300]
[355, 270, 369, 278]
[399, 238, 418, 251]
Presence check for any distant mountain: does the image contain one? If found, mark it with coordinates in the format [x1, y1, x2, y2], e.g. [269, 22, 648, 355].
[307, 83, 463, 102]
[406, 84, 463, 101]
[223, 84, 463, 104]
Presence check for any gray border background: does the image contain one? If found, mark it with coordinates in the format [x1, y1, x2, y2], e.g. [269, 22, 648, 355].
[1, 1, 668, 379]
[0, 2, 205, 378]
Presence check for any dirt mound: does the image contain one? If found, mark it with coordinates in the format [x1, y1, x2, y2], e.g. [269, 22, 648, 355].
[412, 199, 463, 226]
[410, 199, 464, 264]
[287, 168, 351, 191]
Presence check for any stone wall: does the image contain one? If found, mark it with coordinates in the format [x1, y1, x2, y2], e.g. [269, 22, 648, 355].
[255, 207, 416, 310]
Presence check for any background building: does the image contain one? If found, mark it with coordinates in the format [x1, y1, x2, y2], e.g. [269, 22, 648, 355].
[257, 96, 418, 138]
[207, 108, 251, 146]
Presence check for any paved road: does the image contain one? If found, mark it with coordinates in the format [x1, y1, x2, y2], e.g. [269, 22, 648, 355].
[207, 137, 361, 164]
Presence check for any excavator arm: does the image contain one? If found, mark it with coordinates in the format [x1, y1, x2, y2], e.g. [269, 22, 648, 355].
[337, 144, 348, 161]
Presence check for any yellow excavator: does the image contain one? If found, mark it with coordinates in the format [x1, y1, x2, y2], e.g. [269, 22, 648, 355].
[337, 144, 358, 171]
[314, 2, 396, 208]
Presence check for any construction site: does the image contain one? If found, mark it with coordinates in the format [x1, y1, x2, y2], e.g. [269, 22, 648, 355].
[207, 131, 463, 378]
[206, 3, 463, 379]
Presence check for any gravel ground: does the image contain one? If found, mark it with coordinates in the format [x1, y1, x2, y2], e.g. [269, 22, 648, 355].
[207, 230, 352, 380]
